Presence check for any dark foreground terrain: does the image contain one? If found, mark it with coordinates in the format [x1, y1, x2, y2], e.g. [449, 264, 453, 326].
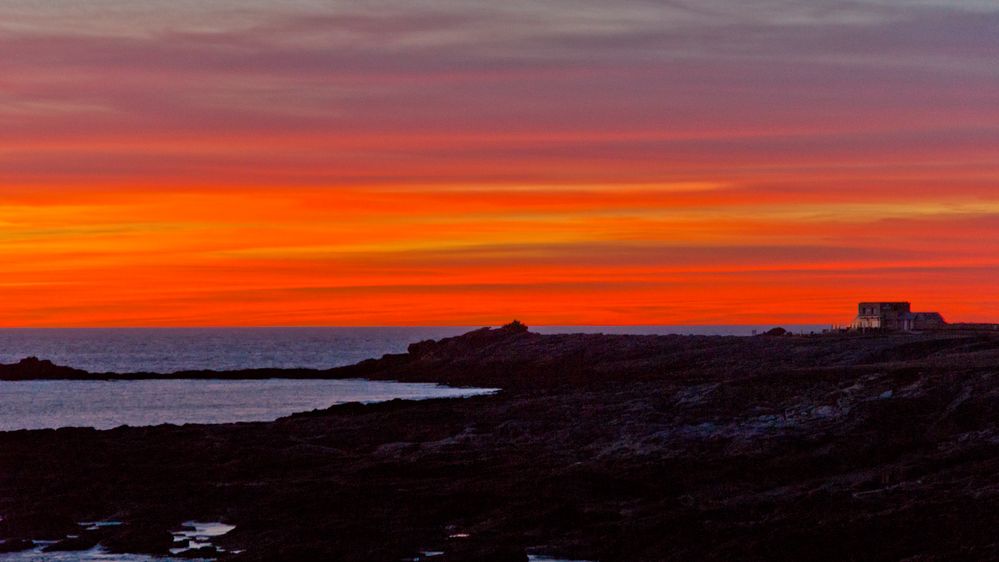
[2, 324, 999, 561]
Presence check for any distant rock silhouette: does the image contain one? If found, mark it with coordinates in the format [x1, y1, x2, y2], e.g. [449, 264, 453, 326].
[0, 357, 89, 380]
[407, 321, 530, 360]
[500, 319, 529, 333]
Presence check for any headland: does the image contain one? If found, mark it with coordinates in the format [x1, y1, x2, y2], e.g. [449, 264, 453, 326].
[2, 322, 999, 560]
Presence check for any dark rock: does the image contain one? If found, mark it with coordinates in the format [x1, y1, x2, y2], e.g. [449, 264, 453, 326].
[0, 356, 90, 380]
[0, 512, 79, 541]
[42, 533, 100, 551]
[103, 525, 175, 554]
[0, 539, 34, 553]
[499, 320, 529, 334]
[444, 542, 528, 562]
[176, 545, 219, 558]
[171, 537, 191, 549]
[408, 339, 439, 357]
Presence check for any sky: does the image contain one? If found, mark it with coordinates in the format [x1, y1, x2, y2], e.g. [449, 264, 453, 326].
[1, 0, 997, 327]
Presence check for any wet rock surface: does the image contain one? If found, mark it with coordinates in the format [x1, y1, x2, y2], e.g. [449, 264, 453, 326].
[102, 525, 176, 555]
[41, 533, 101, 552]
[0, 539, 34, 554]
[2, 326, 999, 560]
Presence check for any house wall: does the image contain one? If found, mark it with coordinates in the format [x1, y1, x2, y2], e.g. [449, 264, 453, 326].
[852, 316, 882, 329]
[851, 302, 947, 332]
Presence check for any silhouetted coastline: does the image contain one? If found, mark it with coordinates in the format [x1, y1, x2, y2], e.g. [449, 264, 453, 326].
[2, 323, 999, 560]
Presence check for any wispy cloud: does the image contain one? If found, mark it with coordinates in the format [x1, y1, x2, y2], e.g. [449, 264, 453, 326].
[0, 1, 997, 325]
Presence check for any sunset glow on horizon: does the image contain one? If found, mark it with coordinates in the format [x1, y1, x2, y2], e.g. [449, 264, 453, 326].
[2, 1, 998, 327]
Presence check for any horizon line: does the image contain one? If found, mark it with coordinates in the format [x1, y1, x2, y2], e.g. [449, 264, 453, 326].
[0, 322, 839, 330]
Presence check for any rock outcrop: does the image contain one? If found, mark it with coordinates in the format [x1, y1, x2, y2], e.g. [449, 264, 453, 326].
[0, 357, 90, 380]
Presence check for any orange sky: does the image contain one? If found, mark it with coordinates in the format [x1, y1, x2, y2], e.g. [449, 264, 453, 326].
[1, 1, 998, 326]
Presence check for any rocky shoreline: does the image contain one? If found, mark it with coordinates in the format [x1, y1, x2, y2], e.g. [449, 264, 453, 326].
[2, 324, 999, 560]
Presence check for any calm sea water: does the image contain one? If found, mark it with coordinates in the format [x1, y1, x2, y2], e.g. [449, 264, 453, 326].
[0, 326, 824, 374]
[0, 548, 199, 562]
[0, 379, 497, 431]
[0, 327, 470, 374]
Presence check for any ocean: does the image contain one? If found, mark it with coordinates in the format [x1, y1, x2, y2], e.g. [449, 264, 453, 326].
[0, 379, 497, 431]
[0, 325, 825, 374]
